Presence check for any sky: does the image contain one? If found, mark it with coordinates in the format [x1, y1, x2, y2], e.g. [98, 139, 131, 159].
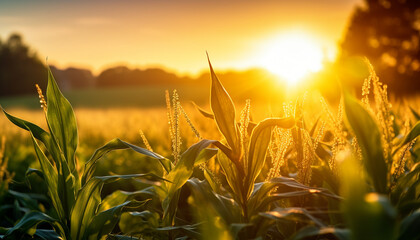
[0, 0, 362, 76]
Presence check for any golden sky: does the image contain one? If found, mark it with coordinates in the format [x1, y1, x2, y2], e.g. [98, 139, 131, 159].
[0, 0, 361, 76]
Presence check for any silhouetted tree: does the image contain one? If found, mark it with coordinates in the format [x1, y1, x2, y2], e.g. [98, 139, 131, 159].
[96, 66, 190, 87]
[341, 0, 420, 94]
[50, 66, 95, 90]
[0, 33, 47, 97]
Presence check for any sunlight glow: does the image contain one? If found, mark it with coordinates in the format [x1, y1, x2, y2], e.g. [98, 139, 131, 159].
[257, 32, 325, 85]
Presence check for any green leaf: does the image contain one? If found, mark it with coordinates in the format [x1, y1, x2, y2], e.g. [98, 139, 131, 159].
[192, 101, 215, 120]
[4, 95, 77, 220]
[94, 173, 168, 183]
[194, 148, 218, 166]
[119, 211, 160, 236]
[25, 168, 44, 180]
[343, 91, 388, 193]
[398, 210, 420, 240]
[98, 188, 156, 214]
[71, 177, 103, 240]
[97, 190, 136, 213]
[187, 178, 241, 225]
[24, 168, 44, 189]
[217, 150, 244, 204]
[82, 138, 171, 185]
[391, 163, 420, 205]
[72, 173, 165, 240]
[2, 108, 50, 144]
[34, 229, 63, 240]
[4, 211, 66, 239]
[292, 226, 350, 240]
[162, 139, 217, 224]
[156, 223, 202, 239]
[246, 117, 295, 198]
[347, 193, 397, 240]
[409, 106, 420, 121]
[208, 55, 240, 155]
[260, 207, 325, 227]
[108, 234, 140, 240]
[2, 108, 68, 170]
[248, 177, 341, 216]
[29, 133, 66, 223]
[398, 121, 420, 148]
[8, 190, 48, 211]
[46, 68, 78, 175]
[85, 199, 150, 240]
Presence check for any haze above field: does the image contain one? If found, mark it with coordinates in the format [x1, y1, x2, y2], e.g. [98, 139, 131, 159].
[0, 0, 360, 76]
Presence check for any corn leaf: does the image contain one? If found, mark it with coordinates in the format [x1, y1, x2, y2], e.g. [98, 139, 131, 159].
[2, 108, 50, 145]
[4, 211, 66, 240]
[162, 139, 217, 223]
[398, 121, 420, 148]
[246, 117, 295, 198]
[392, 163, 420, 208]
[71, 178, 102, 240]
[397, 210, 420, 240]
[156, 223, 201, 238]
[260, 207, 325, 227]
[8, 190, 48, 211]
[248, 177, 341, 216]
[187, 178, 241, 224]
[46, 68, 78, 175]
[29, 133, 66, 224]
[347, 194, 397, 240]
[98, 190, 138, 213]
[208, 55, 240, 154]
[2, 109, 68, 169]
[194, 148, 218, 166]
[34, 229, 62, 240]
[84, 199, 150, 240]
[43, 69, 79, 217]
[72, 173, 166, 240]
[119, 211, 160, 236]
[343, 91, 388, 193]
[217, 150, 244, 204]
[108, 234, 141, 240]
[3, 109, 75, 223]
[292, 226, 350, 240]
[409, 106, 420, 121]
[82, 138, 171, 185]
[192, 101, 215, 120]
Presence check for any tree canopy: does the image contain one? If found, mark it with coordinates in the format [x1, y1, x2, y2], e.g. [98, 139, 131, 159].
[341, 0, 420, 94]
[0, 33, 47, 97]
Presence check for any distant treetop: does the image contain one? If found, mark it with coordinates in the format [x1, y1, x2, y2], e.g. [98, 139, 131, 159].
[341, 0, 420, 94]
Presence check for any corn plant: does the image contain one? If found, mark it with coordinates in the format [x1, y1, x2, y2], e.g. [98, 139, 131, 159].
[1, 68, 168, 240]
[339, 89, 420, 240]
[171, 57, 343, 239]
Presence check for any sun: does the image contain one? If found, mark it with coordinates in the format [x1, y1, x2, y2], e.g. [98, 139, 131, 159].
[257, 32, 325, 85]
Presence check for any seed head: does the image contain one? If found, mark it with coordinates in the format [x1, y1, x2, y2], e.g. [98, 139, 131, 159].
[35, 84, 47, 112]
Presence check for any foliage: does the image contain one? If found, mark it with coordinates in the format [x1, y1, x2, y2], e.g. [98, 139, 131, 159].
[1, 69, 166, 240]
[0, 33, 46, 97]
[341, 0, 420, 94]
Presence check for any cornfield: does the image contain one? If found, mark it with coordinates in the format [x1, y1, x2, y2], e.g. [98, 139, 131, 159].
[1, 57, 420, 240]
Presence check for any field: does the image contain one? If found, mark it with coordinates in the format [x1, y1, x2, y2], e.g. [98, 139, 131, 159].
[1, 65, 420, 240]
